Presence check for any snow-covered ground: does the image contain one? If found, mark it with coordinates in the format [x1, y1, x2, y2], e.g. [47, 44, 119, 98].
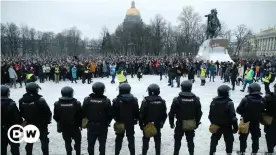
[8, 75, 274, 155]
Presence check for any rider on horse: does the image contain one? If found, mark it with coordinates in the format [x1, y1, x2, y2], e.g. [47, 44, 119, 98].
[205, 9, 221, 39]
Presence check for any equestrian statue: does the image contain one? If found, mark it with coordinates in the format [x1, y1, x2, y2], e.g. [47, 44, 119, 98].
[205, 9, 221, 39]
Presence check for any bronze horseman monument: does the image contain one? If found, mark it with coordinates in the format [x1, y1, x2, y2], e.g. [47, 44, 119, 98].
[195, 9, 233, 62]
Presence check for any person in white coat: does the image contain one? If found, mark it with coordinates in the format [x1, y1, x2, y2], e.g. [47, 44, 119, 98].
[8, 65, 17, 88]
[42, 64, 46, 83]
[44, 64, 51, 81]
[237, 64, 244, 86]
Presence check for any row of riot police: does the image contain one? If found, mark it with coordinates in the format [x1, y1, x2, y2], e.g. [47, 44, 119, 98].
[1, 81, 276, 155]
[1, 82, 52, 155]
[209, 83, 276, 155]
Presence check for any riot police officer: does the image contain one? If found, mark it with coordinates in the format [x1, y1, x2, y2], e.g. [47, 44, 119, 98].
[236, 83, 265, 155]
[263, 83, 276, 154]
[208, 85, 238, 155]
[82, 82, 112, 155]
[53, 86, 82, 155]
[19, 82, 52, 155]
[139, 84, 167, 155]
[112, 83, 139, 155]
[1, 85, 22, 155]
[169, 80, 202, 155]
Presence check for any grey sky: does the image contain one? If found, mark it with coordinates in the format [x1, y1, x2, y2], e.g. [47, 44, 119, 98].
[1, 0, 276, 39]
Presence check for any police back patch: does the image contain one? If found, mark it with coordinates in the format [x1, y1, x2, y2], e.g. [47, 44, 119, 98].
[150, 101, 162, 104]
[181, 99, 194, 102]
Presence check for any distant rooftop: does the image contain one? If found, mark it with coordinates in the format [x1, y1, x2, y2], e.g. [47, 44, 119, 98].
[256, 27, 276, 37]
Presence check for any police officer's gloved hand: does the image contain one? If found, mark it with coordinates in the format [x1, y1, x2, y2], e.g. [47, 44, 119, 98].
[160, 122, 164, 128]
[139, 122, 143, 130]
[57, 122, 61, 133]
[170, 123, 175, 129]
[196, 122, 201, 129]
[233, 122, 238, 134]
[134, 119, 138, 125]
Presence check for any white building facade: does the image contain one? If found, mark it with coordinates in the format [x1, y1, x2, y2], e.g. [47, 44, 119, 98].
[255, 28, 276, 56]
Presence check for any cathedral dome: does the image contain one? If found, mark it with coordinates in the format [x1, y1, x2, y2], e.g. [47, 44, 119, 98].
[126, 1, 140, 16]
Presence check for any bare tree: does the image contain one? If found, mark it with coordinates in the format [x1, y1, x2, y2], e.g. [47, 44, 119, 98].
[55, 32, 66, 54]
[101, 26, 108, 39]
[1, 23, 8, 56]
[224, 30, 233, 42]
[6, 23, 20, 56]
[150, 14, 167, 56]
[20, 24, 30, 55]
[89, 38, 101, 55]
[29, 28, 37, 54]
[164, 23, 176, 55]
[65, 27, 81, 56]
[101, 31, 113, 56]
[178, 6, 201, 55]
[234, 24, 252, 56]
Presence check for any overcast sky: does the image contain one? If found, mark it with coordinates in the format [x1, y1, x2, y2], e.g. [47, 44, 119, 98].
[1, 0, 276, 39]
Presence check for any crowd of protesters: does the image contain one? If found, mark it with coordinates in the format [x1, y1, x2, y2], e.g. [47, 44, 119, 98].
[1, 55, 276, 94]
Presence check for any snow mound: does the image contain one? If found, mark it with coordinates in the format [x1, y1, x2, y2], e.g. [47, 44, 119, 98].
[195, 38, 233, 62]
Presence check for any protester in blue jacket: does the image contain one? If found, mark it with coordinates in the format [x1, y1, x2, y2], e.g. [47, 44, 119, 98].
[110, 63, 116, 84]
[209, 63, 216, 82]
[71, 65, 77, 83]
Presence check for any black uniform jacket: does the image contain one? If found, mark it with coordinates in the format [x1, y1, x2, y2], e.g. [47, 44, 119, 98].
[264, 93, 276, 123]
[139, 95, 167, 128]
[1, 97, 22, 130]
[169, 92, 202, 126]
[236, 94, 265, 123]
[82, 93, 112, 127]
[19, 93, 52, 127]
[112, 94, 139, 125]
[208, 96, 237, 126]
[53, 97, 82, 130]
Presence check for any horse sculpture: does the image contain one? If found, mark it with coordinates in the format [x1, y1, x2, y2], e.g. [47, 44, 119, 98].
[205, 9, 221, 39]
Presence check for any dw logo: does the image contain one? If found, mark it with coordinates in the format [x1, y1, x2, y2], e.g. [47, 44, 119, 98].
[8, 125, 40, 143]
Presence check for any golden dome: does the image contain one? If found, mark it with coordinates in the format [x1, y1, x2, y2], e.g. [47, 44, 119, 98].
[126, 8, 140, 16]
[126, 1, 140, 16]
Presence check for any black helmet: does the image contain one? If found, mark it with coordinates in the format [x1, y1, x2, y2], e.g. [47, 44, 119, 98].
[61, 86, 74, 98]
[119, 83, 131, 95]
[26, 82, 41, 94]
[147, 84, 160, 96]
[92, 82, 105, 95]
[217, 85, 231, 97]
[1, 85, 10, 97]
[248, 83, 262, 95]
[181, 80, 192, 92]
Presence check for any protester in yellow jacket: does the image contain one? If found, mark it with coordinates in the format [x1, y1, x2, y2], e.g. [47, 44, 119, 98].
[116, 68, 127, 84]
[240, 67, 254, 92]
[54, 65, 60, 83]
[263, 69, 274, 94]
[25, 73, 36, 84]
[200, 65, 207, 86]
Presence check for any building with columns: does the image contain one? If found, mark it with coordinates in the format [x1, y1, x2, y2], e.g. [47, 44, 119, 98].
[255, 27, 276, 56]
